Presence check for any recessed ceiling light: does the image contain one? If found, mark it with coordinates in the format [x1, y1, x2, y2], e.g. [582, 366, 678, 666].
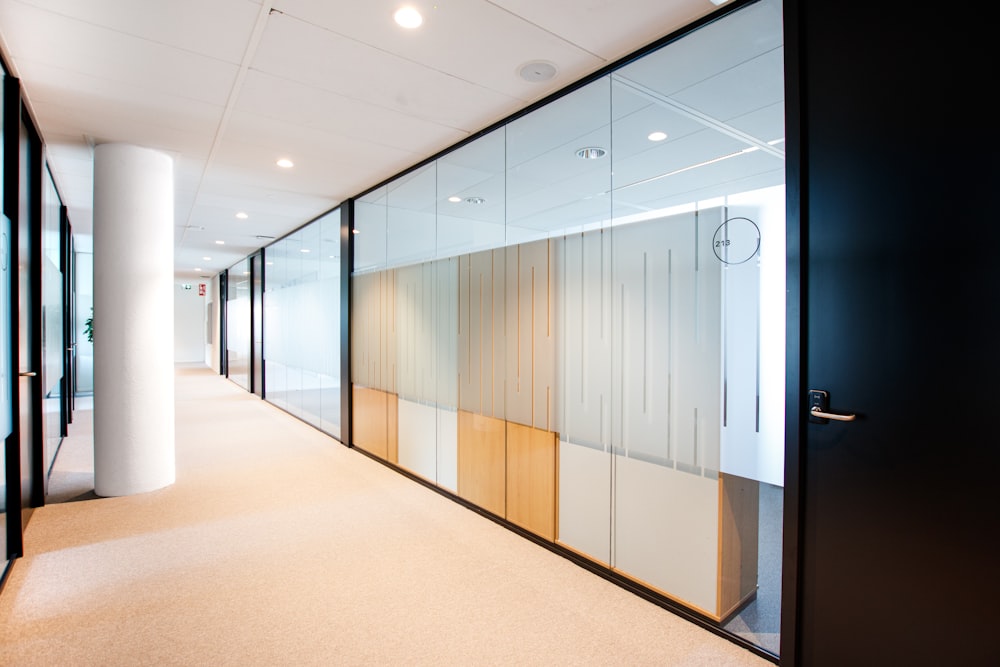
[394, 6, 422, 28]
[448, 196, 462, 203]
[648, 131, 668, 142]
[194, 267, 202, 272]
[300, 248, 310, 253]
[352, 229, 360, 234]
[215, 240, 225, 245]
[575, 147, 607, 159]
[236, 211, 249, 220]
[203, 256, 212, 261]
[518, 61, 558, 83]
[276, 158, 294, 168]
[464, 197, 486, 204]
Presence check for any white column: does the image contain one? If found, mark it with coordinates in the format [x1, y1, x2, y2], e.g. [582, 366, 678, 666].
[93, 143, 175, 496]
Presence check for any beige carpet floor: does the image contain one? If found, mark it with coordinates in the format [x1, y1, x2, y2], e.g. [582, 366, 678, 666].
[0, 364, 773, 666]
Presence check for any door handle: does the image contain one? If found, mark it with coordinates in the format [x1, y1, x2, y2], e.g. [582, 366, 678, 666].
[19, 371, 36, 377]
[810, 406, 856, 421]
[808, 389, 856, 423]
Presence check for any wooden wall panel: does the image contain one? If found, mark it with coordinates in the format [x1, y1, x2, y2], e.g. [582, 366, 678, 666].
[351, 269, 396, 393]
[458, 249, 505, 418]
[352, 385, 388, 460]
[506, 239, 554, 431]
[718, 472, 759, 620]
[506, 422, 557, 541]
[457, 410, 506, 516]
[386, 391, 399, 465]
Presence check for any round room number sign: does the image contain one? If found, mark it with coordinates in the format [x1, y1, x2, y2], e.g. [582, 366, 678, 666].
[713, 217, 761, 265]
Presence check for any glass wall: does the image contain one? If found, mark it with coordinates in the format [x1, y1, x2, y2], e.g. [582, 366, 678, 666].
[226, 258, 252, 390]
[74, 250, 93, 393]
[41, 162, 63, 475]
[351, 0, 784, 654]
[1, 63, 8, 562]
[263, 208, 341, 438]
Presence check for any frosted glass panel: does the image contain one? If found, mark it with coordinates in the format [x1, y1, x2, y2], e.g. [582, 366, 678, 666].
[345, 0, 784, 653]
[226, 258, 251, 391]
[264, 209, 342, 439]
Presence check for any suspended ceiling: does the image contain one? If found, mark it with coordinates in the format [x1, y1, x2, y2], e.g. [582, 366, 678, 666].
[0, 0, 752, 279]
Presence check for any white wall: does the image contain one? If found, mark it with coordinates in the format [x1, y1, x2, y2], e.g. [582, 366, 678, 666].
[175, 281, 207, 363]
[206, 274, 220, 372]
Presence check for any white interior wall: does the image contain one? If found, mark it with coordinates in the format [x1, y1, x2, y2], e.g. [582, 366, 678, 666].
[175, 281, 207, 363]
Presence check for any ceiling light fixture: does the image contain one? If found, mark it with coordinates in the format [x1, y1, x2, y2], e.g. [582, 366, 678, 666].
[215, 240, 225, 245]
[448, 196, 462, 203]
[352, 229, 360, 234]
[575, 147, 607, 159]
[276, 158, 294, 168]
[300, 248, 310, 253]
[465, 197, 486, 204]
[203, 256, 212, 261]
[648, 131, 668, 142]
[394, 6, 422, 28]
[236, 211, 249, 219]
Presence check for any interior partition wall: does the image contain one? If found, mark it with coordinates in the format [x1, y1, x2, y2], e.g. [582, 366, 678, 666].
[0, 62, 9, 574]
[350, 0, 784, 657]
[262, 208, 341, 439]
[225, 258, 251, 391]
[40, 161, 63, 480]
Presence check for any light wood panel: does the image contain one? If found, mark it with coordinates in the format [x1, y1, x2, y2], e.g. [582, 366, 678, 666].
[351, 270, 397, 393]
[717, 472, 760, 620]
[505, 239, 554, 431]
[506, 422, 557, 541]
[457, 410, 506, 517]
[352, 385, 398, 462]
[458, 249, 505, 418]
[386, 391, 398, 465]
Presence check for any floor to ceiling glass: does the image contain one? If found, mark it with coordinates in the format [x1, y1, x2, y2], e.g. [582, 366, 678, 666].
[41, 163, 63, 476]
[351, 0, 784, 654]
[226, 258, 251, 391]
[0, 65, 8, 561]
[263, 209, 342, 438]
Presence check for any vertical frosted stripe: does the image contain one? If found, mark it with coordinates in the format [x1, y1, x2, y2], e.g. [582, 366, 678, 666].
[643, 252, 648, 415]
[531, 265, 535, 426]
[667, 248, 673, 461]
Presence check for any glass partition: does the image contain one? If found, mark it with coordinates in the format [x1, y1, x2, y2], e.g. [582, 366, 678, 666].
[263, 208, 342, 438]
[41, 163, 63, 475]
[225, 258, 251, 390]
[349, 0, 784, 655]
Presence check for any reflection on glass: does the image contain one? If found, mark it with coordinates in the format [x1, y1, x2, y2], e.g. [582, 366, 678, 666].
[226, 258, 251, 391]
[41, 165, 63, 475]
[348, 0, 784, 655]
[263, 209, 341, 439]
[1, 211, 11, 562]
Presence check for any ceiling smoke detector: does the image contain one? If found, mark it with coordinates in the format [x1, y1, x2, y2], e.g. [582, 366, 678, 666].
[518, 61, 557, 83]
[465, 197, 486, 205]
